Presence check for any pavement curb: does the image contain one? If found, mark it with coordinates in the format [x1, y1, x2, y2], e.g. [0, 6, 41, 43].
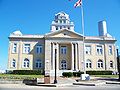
[37, 83, 73, 87]
[73, 81, 106, 86]
[106, 81, 120, 85]
[73, 82, 95, 86]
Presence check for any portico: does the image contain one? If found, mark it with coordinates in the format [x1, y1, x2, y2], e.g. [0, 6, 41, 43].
[50, 41, 81, 76]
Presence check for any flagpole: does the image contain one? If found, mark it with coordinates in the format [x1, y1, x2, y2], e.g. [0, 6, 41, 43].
[80, 1, 86, 74]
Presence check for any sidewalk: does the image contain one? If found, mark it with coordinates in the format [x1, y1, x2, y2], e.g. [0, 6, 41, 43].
[36, 77, 76, 87]
[73, 76, 120, 86]
[36, 76, 120, 87]
[0, 76, 120, 87]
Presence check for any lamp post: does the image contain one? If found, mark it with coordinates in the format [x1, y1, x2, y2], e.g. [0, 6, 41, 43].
[117, 46, 120, 81]
[54, 44, 57, 84]
[117, 46, 119, 59]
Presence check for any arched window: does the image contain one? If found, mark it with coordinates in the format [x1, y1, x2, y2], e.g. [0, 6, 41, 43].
[56, 26, 58, 30]
[61, 60, 67, 70]
[97, 59, 103, 68]
[12, 59, 16, 68]
[68, 27, 70, 30]
[110, 61, 113, 68]
[36, 59, 42, 68]
[86, 59, 92, 68]
[23, 58, 30, 68]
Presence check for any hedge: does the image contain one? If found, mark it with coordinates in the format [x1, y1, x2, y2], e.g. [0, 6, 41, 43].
[62, 72, 84, 77]
[73, 72, 84, 77]
[86, 71, 113, 75]
[10, 70, 43, 75]
[62, 72, 73, 77]
[62, 71, 113, 77]
[9, 70, 113, 76]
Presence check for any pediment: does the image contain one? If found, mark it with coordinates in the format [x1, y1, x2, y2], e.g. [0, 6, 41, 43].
[45, 29, 83, 39]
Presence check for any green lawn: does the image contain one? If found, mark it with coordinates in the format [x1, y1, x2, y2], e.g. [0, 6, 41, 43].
[0, 74, 44, 80]
[91, 75, 119, 78]
[0, 74, 119, 80]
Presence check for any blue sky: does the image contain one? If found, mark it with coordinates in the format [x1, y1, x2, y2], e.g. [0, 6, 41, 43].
[0, 0, 120, 70]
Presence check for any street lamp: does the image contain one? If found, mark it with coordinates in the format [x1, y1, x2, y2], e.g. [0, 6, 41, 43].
[116, 46, 120, 81]
[54, 44, 57, 84]
[117, 46, 119, 57]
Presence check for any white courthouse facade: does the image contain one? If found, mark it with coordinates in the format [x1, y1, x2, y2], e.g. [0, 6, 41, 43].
[8, 12, 117, 76]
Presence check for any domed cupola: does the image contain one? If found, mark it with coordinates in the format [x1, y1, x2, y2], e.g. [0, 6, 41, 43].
[11, 30, 22, 36]
[50, 11, 74, 32]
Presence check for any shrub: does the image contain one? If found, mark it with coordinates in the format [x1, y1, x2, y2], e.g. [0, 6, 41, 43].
[11, 70, 43, 75]
[86, 71, 113, 75]
[6, 70, 13, 74]
[62, 72, 73, 77]
[73, 72, 84, 77]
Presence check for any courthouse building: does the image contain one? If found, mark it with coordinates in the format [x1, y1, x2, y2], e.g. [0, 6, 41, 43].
[8, 12, 117, 76]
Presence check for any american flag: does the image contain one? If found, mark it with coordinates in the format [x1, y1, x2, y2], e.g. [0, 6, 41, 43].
[74, 0, 82, 8]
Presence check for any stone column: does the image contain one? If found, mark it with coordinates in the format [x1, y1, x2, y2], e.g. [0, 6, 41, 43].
[56, 43, 59, 70]
[75, 43, 78, 71]
[18, 40, 22, 69]
[51, 43, 52, 70]
[78, 43, 80, 70]
[51, 43, 53, 70]
[52, 43, 55, 70]
[71, 43, 74, 70]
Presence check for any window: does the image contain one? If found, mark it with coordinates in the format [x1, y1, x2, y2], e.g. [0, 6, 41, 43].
[23, 58, 30, 68]
[108, 46, 112, 55]
[56, 21, 58, 23]
[56, 26, 58, 30]
[86, 59, 92, 68]
[97, 59, 103, 68]
[61, 60, 67, 70]
[23, 44, 30, 53]
[60, 20, 62, 23]
[64, 33, 67, 35]
[63, 26, 66, 28]
[61, 46, 67, 54]
[110, 61, 113, 68]
[96, 46, 103, 55]
[68, 27, 70, 30]
[11, 59, 16, 68]
[60, 26, 62, 29]
[12, 43, 17, 53]
[63, 20, 66, 23]
[85, 46, 91, 55]
[36, 59, 42, 68]
[36, 45, 42, 54]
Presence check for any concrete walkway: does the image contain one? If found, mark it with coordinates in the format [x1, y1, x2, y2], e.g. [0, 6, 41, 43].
[36, 76, 120, 87]
[0, 76, 120, 87]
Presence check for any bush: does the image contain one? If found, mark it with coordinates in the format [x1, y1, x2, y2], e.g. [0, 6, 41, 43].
[86, 71, 113, 75]
[6, 70, 13, 74]
[11, 70, 43, 75]
[62, 72, 73, 77]
[73, 72, 84, 77]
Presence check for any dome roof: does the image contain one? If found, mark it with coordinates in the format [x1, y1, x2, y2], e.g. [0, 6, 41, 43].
[55, 11, 69, 20]
[12, 30, 22, 36]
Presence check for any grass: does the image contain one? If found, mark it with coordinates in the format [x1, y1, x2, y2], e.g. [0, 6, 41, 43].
[91, 75, 119, 78]
[0, 74, 119, 80]
[0, 74, 44, 80]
